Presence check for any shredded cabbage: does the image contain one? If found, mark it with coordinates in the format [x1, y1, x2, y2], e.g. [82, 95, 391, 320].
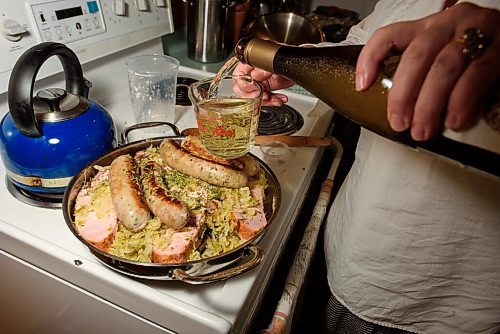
[108, 218, 164, 262]
[77, 145, 268, 263]
[74, 167, 113, 228]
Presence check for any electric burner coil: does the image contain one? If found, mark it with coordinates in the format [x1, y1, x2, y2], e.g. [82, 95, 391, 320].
[176, 77, 197, 106]
[258, 104, 304, 136]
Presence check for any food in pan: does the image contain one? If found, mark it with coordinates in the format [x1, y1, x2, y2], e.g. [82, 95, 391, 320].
[160, 139, 248, 188]
[109, 155, 151, 231]
[73, 136, 269, 263]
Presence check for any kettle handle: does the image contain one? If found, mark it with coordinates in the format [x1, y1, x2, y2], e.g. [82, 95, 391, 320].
[8, 42, 86, 137]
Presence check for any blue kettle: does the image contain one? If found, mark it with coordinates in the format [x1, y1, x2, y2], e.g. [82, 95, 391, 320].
[0, 42, 115, 196]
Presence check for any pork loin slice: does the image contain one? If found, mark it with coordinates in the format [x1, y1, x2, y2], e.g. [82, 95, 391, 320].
[75, 168, 109, 210]
[236, 185, 267, 240]
[75, 168, 119, 251]
[152, 212, 206, 263]
[79, 211, 118, 251]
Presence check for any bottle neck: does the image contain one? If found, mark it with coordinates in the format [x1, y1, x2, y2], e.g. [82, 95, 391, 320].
[235, 38, 281, 72]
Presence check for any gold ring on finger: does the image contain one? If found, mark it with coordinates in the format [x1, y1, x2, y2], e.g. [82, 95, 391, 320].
[455, 28, 489, 61]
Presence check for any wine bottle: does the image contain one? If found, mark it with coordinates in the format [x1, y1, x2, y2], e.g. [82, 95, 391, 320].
[234, 37, 500, 178]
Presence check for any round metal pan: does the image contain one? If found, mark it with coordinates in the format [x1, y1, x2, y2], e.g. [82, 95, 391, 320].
[62, 136, 281, 284]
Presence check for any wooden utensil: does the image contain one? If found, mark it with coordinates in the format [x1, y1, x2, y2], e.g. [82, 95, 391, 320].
[181, 128, 332, 147]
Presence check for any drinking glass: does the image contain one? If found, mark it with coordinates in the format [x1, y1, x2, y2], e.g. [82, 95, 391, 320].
[126, 55, 180, 124]
[188, 75, 262, 158]
[260, 141, 296, 174]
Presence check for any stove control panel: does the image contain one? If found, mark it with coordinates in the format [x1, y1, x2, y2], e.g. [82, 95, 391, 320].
[29, 0, 106, 44]
[0, 0, 175, 94]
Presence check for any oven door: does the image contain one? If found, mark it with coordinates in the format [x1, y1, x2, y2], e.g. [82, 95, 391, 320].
[0, 249, 169, 333]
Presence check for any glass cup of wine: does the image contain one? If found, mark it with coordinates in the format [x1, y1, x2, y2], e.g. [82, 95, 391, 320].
[188, 75, 263, 159]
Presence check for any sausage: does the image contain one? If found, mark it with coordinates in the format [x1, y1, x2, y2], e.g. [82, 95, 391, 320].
[108, 155, 151, 231]
[237, 154, 261, 178]
[141, 161, 190, 229]
[181, 136, 261, 178]
[159, 139, 248, 188]
[181, 135, 244, 170]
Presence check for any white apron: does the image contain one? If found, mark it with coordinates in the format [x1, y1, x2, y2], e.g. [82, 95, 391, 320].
[324, 1, 500, 333]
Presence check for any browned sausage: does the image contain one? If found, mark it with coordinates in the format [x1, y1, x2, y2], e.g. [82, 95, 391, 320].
[181, 136, 261, 178]
[181, 135, 244, 170]
[109, 155, 150, 231]
[141, 161, 190, 229]
[159, 139, 248, 188]
[237, 154, 261, 178]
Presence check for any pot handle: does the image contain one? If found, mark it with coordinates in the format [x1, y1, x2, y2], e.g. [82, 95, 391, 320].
[173, 245, 263, 284]
[120, 122, 182, 144]
[8, 42, 85, 137]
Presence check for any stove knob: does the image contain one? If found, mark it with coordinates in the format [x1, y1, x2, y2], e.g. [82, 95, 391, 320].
[135, 0, 149, 11]
[113, 0, 127, 16]
[1, 19, 28, 42]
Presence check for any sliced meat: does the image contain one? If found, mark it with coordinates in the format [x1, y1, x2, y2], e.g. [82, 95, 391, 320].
[151, 230, 198, 263]
[109, 155, 151, 231]
[75, 168, 118, 251]
[152, 213, 206, 263]
[181, 135, 244, 170]
[159, 139, 248, 188]
[75, 168, 109, 210]
[141, 161, 190, 229]
[236, 185, 268, 239]
[79, 211, 118, 251]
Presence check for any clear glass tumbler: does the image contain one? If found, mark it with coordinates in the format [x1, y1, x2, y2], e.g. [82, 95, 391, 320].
[126, 55, 180, 124]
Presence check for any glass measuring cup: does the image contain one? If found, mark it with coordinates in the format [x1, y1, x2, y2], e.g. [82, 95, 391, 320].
[188, 75, 263, 159]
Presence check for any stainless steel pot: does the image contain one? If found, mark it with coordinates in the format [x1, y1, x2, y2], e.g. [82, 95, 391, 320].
[185, 0, 231, 63]
[244, 12, 325, 45]
[62, 130, 281, 284]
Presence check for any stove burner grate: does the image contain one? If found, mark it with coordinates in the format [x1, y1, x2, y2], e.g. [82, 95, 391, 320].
[6, 177, 63, 209]
[258, 104, 304, 136]
[176, 77, 197, 106]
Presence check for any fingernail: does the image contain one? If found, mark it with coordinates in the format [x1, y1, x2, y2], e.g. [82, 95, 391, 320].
[389, 113, 408, 132]
[411, 124, 428, 141]
[355, 72, 367, 91]
[445, 113, 458, 129]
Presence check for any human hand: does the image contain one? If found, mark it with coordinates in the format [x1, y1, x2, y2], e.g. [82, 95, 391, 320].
[356, 3, 500, 141]
[232, 63, 295, 106]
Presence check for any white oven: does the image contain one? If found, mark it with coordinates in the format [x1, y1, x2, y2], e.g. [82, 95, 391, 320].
[0, 0, 335, 332]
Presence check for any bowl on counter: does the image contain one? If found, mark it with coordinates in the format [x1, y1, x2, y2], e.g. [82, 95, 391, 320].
[243, 12, 325, 46]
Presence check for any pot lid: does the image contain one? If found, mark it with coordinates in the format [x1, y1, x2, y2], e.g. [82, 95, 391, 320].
[33, 88, 89, 122]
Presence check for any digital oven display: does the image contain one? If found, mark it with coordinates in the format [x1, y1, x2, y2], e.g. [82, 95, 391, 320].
[55, 6, 83, 20]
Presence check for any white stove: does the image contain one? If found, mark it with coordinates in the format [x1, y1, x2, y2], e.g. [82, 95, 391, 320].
[0, 1, 334, 333]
